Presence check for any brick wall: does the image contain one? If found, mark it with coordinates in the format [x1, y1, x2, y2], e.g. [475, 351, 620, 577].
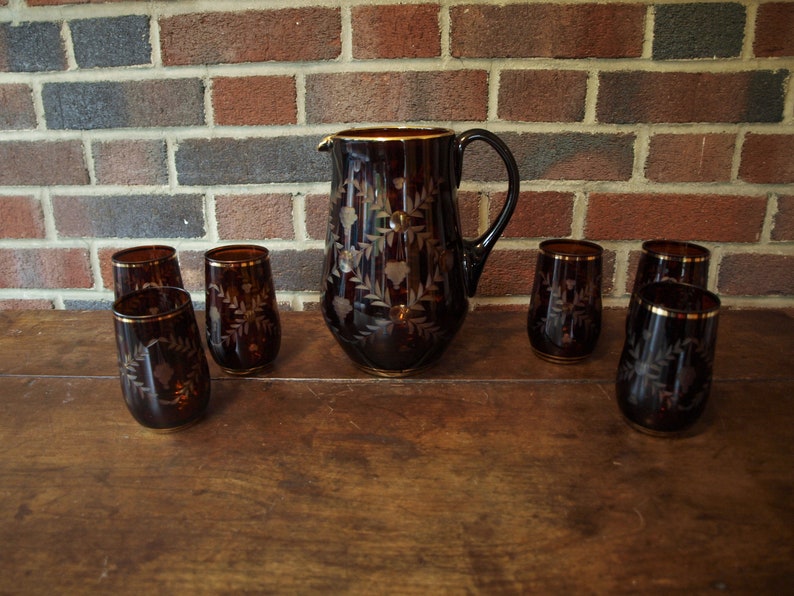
[0, 0, 792, 311]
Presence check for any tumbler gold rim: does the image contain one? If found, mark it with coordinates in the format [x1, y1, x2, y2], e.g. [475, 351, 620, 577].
[205, 244, 270, 268]
[112, 286, 192, 324]
[538, 239, 603, 261]
[111, 245, 178, 268]
[641, 240, 710, 263]
[636, 282, 720, 320]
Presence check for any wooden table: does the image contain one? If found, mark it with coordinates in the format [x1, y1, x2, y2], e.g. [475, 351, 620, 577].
[1, 308, 792, 593]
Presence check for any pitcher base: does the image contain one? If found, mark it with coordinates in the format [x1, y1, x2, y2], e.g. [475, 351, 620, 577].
[355, 361, 437, 378]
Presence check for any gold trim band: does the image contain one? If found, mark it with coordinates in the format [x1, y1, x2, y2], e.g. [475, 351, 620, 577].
[539, 240, 603, 262]
[641, 241, 710, 263]
[324, 126, 455, 143]
[639, 302, 720, 320]
[205, 244, 270, 268]
[112, 287, 192, 323]
[635, 284, 720, 320]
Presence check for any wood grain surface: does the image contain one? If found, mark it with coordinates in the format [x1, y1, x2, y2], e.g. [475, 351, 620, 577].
[0, 309, 792, 593]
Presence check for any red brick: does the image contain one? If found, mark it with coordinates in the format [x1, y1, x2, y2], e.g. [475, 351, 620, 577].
[754, 3, 794, 57]
[451, 4, 644, 58]
[598, 71, 786, 123]
[352, 4, 440, 59]
[98, 247, 116, 291]
[646, 134, 735, 183]
[0, 248, 92, 289]
[0, 141, 88, 186]
[772, 195, 794, 241]
[305, 193, 330, 241]
[718, 253, 794, 295]
[739, 134, 794, 184]
[0, 84, 36, 129]
[0, 196, 46, 238]
[212, 76, 297, 126]
[215, 194, 295, 240]
[160, 9, 340, 66]
[478, 249, 537, 296]
[456, 191, 481, 238]
[305, 70, 487, 123]
[490, 191, 574, 238]
[0, 299, 54, 310]
[586, 193, 767, 242]
[498, 70, 587, 122]
[92, 140, 168, 185]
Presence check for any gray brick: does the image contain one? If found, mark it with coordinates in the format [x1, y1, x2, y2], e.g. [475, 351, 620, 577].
[1, 22, 65, 72]
[52, 195, 205, 238]
[176, 136, 328, 185]
[42, 79, 204, 130]
[745, 70, 789, 122]
[270, 249, 324, 292]
[654, 3, 746, 60]
[71, 16, 151, 68]
[460, 132, 635, 181]
[63, 298, 114, 311]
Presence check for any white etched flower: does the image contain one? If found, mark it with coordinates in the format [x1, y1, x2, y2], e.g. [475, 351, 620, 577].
[384, 260, 409, 286]
[340, 206, 358, 232]
[153, 362, 174, 387]
[333, 295, 353, 320]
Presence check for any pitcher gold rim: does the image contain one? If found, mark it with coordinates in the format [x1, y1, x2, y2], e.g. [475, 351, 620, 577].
[323, 126, 455, 142]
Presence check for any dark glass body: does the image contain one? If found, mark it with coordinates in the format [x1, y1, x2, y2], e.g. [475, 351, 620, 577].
[527, 240, 603, 363]
[631, 240, 710, 294]
[616, 282, 720, 435]
[319, 127, 519, 376]
[113, 287, 210, 431]
[627, 240, 711, 332]
[112, 245, 184, 299]
[205, 245, 281, 375]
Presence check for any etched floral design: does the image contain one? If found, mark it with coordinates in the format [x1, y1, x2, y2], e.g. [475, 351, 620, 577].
[384, 260, 410, 286]
[363, 176, 438, 254]
[323, 155, 451, 363]
[207, 283, 275, 349]
[153, 362, 175, 386]
[119, 333, 204, 408]
[533, 272, 599, 345]
[617, 328, 714, 410]
[333, 295, 353, 321]
[339, 206, 358, 233]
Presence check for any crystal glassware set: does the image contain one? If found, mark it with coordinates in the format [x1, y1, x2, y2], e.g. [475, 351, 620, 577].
[110, 127, 720, 437]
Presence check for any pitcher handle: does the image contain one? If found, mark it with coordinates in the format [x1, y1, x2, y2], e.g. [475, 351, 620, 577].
[454, 129, 520, 297]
